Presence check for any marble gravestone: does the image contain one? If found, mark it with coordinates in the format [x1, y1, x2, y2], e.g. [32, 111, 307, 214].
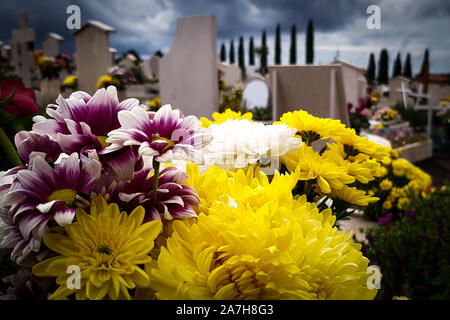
[109, 48, 117, 69]
[160, 15, 218, 118]
[149, 55, 161, 79]
[269, 65, 350, 126]
[73, 20, 116, 94]
[42, 33, 64, 58]
[10, 12, 35, 87]
[140, 58, 153, 80]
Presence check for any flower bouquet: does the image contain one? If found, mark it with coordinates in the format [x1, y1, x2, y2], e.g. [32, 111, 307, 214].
[0, 86, 412, 300]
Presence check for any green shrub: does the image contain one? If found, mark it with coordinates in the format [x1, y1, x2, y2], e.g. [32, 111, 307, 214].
[363, 182, 450, 299]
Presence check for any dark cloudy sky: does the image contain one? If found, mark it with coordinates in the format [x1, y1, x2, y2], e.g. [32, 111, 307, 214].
[1, 0, 449, 74]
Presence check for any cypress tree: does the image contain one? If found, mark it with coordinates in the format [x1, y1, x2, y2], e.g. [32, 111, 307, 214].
[260, 30, 268, 75]
[275, 24, 281, 65]
[403, 53, 412, 78]
[377, 48, 389, 84]
[249, 37, 255, 66]
[229, 40, 235, 64]
[392, 52, 402, 78]
[289, 24, 297, 64]
[238, 36, 246, 78]
[220, 43, 226, 62]
[419, 49, 429, 77]
[367, 53, 376, 85]
[306, 20, 314, 64]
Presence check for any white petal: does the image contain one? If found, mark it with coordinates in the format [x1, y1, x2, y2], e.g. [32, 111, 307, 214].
[54, 208, 76, 227]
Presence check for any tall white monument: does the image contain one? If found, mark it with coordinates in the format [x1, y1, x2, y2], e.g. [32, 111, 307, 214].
[10, 12, 35, 87]
[160, 15, 218, 118]
[73, 20, 116, 93]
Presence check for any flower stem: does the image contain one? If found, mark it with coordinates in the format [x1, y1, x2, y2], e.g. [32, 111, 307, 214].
[0, 126, 22, 167]
[152, 158, 160, 208]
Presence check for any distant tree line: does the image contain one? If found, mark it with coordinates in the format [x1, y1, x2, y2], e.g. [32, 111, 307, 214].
[219, 19, 316, 76]
[366, 48, 430, 85]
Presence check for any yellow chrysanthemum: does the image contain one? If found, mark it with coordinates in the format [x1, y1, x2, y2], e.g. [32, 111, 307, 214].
[379, 179, 393, 191]
[148, 198, 377, 300]
[32, 197, 162, 300]
[328, 185, 379, 207]
[282, 145, 355, 194]
[383, 200, 392, 210]
[397, 197, 410, 210]
[63, 75, 77, 87]
[200, 108, 253, 128]
[333, 128, 388, 160]
[276, 110, 346, 144]
[185, 163, 300, 215]
[148, 97, 161, 110]
[97, 75, 120, 89]
[323, 145, 375, 184]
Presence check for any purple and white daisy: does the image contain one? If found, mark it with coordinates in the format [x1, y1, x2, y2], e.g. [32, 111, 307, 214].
[0, 152, 101, 263]
[14, 131, 62, 164]
[106, 104, 211, 163]
[32, 86, 143, 180]
[93, 166, 199, 222]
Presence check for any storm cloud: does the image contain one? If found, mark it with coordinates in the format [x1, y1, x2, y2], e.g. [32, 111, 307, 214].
[0, 0, 449, 73]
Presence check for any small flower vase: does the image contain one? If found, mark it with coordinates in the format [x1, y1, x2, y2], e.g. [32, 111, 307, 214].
[40, 78, 61, 106]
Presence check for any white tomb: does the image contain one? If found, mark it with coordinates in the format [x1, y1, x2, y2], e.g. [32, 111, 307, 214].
[269, 65, 350, 126]
[160, 15, 218, 118]
[73, 20, 116, 93]
[331, 59, 367, 109]
[149, 55, 161, 79]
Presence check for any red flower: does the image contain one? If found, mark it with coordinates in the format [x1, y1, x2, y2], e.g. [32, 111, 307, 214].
[0, 79, 39, 117]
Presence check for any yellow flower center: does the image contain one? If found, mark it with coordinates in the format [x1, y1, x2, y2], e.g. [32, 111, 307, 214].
[152, 136, 175, 153]
[47, 188, 77, 205]
[96, 136, 110, 149]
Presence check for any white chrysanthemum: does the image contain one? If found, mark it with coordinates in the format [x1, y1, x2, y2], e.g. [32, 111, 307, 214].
[201, 119, 301, 171]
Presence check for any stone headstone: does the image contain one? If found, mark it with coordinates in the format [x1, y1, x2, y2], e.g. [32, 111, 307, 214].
[245, 65, 260, 79]
[109, 48, 117, 68]
[118, 53, 136, 69]
[149, 55, 160, 79]
[10, 12, 35, 87]
[73, 20, 116, 94]
[42, 33, 63, 58]
[140, 58, 153, 79]
[331, 59, 367, 108]
[269, 65, 350, 126]
[218, 62, 241, 88]
[160, 15, 218, 118]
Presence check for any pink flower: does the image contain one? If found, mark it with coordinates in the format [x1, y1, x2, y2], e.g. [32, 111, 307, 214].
[0, 80, 39, 117]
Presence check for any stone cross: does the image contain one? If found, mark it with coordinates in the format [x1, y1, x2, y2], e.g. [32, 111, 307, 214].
[10, 12, 35, 87]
